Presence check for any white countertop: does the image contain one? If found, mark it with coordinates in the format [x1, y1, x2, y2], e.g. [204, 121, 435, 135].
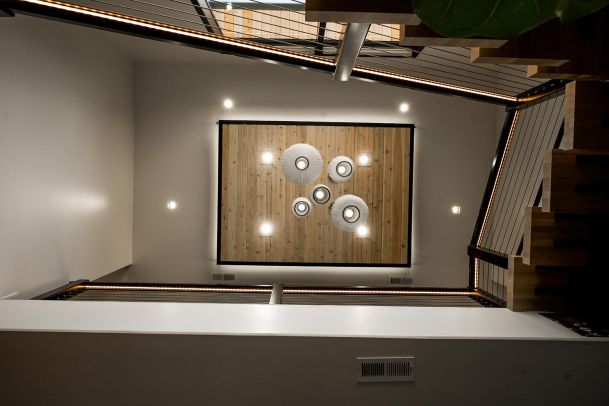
[0, 300, 596, 340]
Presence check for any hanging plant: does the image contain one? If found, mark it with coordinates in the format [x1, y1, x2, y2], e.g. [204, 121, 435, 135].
[412, 0, 609, 38]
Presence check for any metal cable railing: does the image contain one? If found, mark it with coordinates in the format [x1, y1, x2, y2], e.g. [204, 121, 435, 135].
[17, 0, 546, 98]
[469, 85, 566, 305]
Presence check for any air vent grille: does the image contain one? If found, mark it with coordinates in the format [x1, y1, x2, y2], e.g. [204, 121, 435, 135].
[389, 277, 413, 285]
[212, 273, 236, 281]
[357, 357, 415, 382]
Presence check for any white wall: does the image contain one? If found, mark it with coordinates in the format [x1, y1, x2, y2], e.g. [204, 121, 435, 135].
[132, 55, 499, 287]
[0, 16, 134, 299]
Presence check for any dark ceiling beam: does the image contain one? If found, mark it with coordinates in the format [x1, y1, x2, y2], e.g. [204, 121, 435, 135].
[190, 0, 222, 35]
[333, 23, 370, 82]
[305, 0, 419, 24]
[314, 21, 326, 56]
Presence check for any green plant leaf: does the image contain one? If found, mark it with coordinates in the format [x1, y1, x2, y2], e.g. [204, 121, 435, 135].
[412, 0, 609, 38]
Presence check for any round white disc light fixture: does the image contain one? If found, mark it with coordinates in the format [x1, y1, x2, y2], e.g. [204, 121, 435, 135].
[310, 184, 331, 205]
[329, 155, 355, 183]
[167, 200, 177, 210]
[330, 194, 369, 232]
[291, 197, 312, 218]
[282, 143, 323, 184]
[399, 102, 409, 113]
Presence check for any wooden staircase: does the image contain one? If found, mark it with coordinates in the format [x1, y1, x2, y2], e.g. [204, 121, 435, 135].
[507, 81, 609, 313]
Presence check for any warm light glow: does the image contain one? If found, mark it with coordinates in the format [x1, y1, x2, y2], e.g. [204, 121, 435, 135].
[315, 190, 325, 200]
[297, 202, 307, 212]
[399, 102, 410, 113]
[83, 284, 472, 296]
[356, 224, 370, 238]
[259, 222, 273, 236]
[167, 200, 177, 210]
[344, 208, 355, 219]
[358, 154, 370, 166]
[260, 151, 274, 164]
[223, 98, 234, 109]
[451, 206, 461, 214]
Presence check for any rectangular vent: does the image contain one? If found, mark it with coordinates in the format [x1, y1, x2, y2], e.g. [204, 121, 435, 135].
[212, 273, 236, 281]
[389, 277, 413, 285]
[357, 357, 415, 382]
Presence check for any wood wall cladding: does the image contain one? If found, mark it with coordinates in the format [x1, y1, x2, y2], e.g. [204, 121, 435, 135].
[218, 121, 413, 265]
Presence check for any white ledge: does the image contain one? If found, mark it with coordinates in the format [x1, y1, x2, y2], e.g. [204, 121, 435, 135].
[0, 300, 595, 340]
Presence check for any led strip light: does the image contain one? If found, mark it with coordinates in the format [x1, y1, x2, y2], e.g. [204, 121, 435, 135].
[81, 284, 473, 296]
[474, 110, 521, 288]
[352, 66, 518, 103]
[14, 0, 519, 104]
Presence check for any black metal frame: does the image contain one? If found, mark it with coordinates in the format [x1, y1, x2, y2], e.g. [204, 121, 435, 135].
[33, 281, 495, 306]
[217, 120, 414, 267]
[2, 0, 517, 106]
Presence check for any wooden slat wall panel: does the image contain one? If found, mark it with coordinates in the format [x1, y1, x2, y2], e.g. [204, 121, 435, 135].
[220, 123, 412, 265]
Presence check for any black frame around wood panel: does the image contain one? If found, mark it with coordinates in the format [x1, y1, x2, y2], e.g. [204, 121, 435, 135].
[216, 120, 414, 268]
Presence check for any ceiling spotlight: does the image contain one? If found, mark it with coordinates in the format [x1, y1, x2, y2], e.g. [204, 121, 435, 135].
[399, 102, 410, 113]
[492, 157, 497, 167]
[356, 224, 370, 238]
[452, 206, 461, 214]
[310, 184, 331, 205]
[358, 153, 370, 166]
[291, 197, 312, 218]
[342, 206, 360, 223]
[295, 156, 309, 170]
[259, 221, 273, 236]
[223, 98, 234, 109]
[329, 156, 355, 183]
[260, 151, 274, 164]
[167, 200, 177, 210]
[282, 143, 323, 184]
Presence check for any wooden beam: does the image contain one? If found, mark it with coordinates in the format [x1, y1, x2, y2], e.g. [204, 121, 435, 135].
[305, 0, 420, 24]
[543, 149, 609, 213]
[473, 8, 609, 67]
[563, 81, 609, 150]
[522, 207, 589, 267]
[506, 256, 567, 312]
[400, 24, 507, 48]
[527, 63, 609, 81]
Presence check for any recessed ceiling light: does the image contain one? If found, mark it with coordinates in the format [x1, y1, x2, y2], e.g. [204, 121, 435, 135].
[452, 206, 461, 214]
[260, 151, 274, 164]
[167, 200, 177, 210]
[295, 156, 309, 170]
[356, 224, 370, 238]
[259, 221, 273, 236]
[223, 98, 234, 109]
[399, 102, 410, 113]
[492, 157, 497, 167]
[342, 206, 360, 223]
[358, 153, 370, 166]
